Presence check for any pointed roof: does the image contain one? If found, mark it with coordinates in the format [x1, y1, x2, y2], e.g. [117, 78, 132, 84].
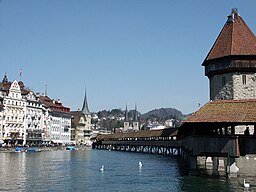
[203, 9, 256, 65]
[125, 103, 128, 121]
[134, 104, 138, 121]
[81, 90, 90, 115]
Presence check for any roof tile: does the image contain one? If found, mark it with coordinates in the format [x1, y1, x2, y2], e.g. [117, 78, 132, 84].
[203, 10, 256, 64]
[185, 99, 256, 123]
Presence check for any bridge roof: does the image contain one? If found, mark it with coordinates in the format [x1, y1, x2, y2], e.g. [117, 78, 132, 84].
[184, 99, 256, 123]
[97, 128, 177, 140]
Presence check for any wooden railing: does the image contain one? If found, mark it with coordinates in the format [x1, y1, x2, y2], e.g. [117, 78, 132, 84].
[99, 140, 180, 148]
[94, 135, 256, 157]
[181, 136, 240, 157]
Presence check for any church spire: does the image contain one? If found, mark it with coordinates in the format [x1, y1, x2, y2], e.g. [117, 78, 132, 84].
[134, 104, 138, 121]
[81, 89, 90, 115]
[125, 103, 128, 121]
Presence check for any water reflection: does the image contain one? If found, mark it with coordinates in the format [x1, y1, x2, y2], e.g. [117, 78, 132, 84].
[0, 150, 254, 191]
[0, 152, 26, 191]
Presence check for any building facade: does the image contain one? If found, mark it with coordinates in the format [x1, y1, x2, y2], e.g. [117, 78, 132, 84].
[39, 96, 71, 145]
[123, 104, 139, 132]
[25, 91, 44, 146]
[70, 91, 92, 145]
[0, 79, 26, 145]
[0, 74, 73, 146]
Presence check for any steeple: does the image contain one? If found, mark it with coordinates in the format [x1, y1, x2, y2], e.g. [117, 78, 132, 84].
[134, 104, 138, 121]
[125, 103, 128, 121]
[81, 89, 90, 115]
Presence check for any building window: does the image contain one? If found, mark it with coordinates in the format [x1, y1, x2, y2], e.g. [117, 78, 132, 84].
[242, 75, 246, 85]
[222, 76, 226, 86]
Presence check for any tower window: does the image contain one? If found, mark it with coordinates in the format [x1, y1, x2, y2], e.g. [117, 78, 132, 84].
[222, 76, 226, 86]
[242, 75, 246, 85]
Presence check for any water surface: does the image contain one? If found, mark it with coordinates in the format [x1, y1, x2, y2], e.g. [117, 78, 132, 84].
[0, 149, 252, 191]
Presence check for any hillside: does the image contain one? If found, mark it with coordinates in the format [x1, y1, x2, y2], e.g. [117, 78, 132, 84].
[140, 108, 184, 121]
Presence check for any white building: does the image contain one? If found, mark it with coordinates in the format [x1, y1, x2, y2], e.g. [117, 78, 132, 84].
[0, 74, 72, 146]
[39, 96, 71, 145]
[0, 78, 26, 145]
[25, 90, 44, 146]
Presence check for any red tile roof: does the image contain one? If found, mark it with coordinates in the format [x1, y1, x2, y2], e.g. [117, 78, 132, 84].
[39, 95, 70, 112]
[184, 99, 256, 123]
[203, 10, 256, 65]
[96, 128, 178, 140]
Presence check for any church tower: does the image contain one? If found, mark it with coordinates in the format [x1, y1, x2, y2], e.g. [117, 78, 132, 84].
[123, 104, 129, 131]
[132, 104, 139, 131]
[81, 90, 92, 144]
[202, 9, 256, 100]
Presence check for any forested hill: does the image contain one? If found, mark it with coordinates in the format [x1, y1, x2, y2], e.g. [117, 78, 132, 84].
[140, 108, 184, 121]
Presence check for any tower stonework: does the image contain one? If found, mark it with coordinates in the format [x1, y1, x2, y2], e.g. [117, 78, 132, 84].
[203, 9, 256, 101]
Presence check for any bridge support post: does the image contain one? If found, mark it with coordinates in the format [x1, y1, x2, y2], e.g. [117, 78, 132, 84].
[189, 155, 197, 169]
[212, 157, 219, 173]
[227, 157, 239, 178]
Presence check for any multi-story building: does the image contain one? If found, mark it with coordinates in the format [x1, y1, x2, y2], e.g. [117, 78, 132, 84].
[41, 103, 51, 145]
[0, 76, 26, 145]
[24, 90, 44, 146]
[0, 74, 72, 146]
[39, 96, 71, 145]
[70, 92, 92, 145]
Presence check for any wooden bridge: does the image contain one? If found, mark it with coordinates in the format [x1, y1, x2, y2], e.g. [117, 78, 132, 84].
[92, 128, 253, 157]
[92, 128, 180, 155]
[92, 126, 256, 177]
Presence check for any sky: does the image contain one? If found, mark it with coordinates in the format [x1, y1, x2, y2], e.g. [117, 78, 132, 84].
[0, 0, 256, 114]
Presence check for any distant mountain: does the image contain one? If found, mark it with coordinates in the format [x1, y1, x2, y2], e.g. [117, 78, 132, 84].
[140, 108, 184, 121]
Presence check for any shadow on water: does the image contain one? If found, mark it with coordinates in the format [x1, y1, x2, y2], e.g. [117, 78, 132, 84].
[0, 149, 254, 192]
[175, 156, 253, 192]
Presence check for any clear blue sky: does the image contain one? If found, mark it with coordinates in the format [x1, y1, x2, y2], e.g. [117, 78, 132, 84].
[1, 0, 256, 114]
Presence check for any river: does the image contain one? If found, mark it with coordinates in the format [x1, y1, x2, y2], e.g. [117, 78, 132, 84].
[0, 149, 252, 191]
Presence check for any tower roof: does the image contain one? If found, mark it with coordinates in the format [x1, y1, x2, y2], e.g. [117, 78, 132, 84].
[81, 90, 90, 115]
[203, 9, 256, 66]
[125, 103, 128, 121]
[134, 104, 138, 121]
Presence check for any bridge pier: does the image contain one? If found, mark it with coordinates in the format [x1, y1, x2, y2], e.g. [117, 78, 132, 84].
[227, 157, 239, 178]
[189, 156, 197, 169]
